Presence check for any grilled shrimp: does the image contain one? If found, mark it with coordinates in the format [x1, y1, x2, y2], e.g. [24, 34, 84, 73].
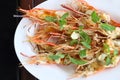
[19, 8, 67, 24]
[19, 0, 120, 79]
[61, 0, 120, 27]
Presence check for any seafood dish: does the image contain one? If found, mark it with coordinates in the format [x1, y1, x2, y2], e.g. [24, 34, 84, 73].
[19, 0, 120, 78]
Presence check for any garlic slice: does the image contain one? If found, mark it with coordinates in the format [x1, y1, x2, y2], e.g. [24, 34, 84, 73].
[71, 32, 80, 39]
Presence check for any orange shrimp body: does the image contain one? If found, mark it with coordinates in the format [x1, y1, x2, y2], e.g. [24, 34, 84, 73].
[77, 0, 120, 27]
[19, 8, 67, 23]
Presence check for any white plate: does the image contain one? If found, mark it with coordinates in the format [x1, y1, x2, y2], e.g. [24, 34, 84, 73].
[14, 0, 120, 80]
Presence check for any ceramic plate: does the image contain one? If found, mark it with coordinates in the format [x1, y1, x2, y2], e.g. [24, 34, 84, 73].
[14, 0, 120, 80]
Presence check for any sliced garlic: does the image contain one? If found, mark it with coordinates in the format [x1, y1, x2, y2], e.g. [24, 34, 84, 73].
[98, 53, 107, 61]
[108, 27, 120, 39]
[112, 56, 120, 66]
[71, 32, 80, 39]
[102, 13, 111, 22]
[85, 10, 93, 15]
[113, 40, 120, 47]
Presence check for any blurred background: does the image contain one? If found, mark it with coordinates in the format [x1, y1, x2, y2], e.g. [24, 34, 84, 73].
[0, 0, 19, 80]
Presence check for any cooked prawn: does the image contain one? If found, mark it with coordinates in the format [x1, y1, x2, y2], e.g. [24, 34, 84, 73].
[19, 0, 120, 78]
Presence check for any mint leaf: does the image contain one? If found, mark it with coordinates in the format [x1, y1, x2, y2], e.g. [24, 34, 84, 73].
[79, 49, 86, 58]
[58, 19, 67, 30]
[81, 42, 91, 49]
[49, 55, 60, 60]
[91, 11, 100, 23]
[105, 56, 111, 65]
[70, 39, 78, 46]
[69, 56, 87, 65]
[56, 53, 65, 58]
[114, 49, 118, 56]
[79, 31, 91, 49]
[49, 53, 65, 60]
[79, 25, 84, 30]
[45, 16, 57, 22]
[100, 23, 115, 31]
[79, 31, 91, 44]
[58, 13, 69, 30]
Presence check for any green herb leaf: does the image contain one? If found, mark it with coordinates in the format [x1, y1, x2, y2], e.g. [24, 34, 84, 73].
[45, 16, 57, 22]
[58, 13, 69, 30]
[58, 19, 67, 30]
[74, 27, 91, 49]
[56, 53, 65, 58]
[49, 53, 65, 60]
[79, 31, 91, 49]
[49, 55, 60, 60]
[69, 56, 87, 65]
[105, 56, 111, 65]
[70, 39, 78, 46]
[79, 49, 86, 58]
[114, 49, 118, 56]
[91, 11, 100, 23]
[103, 43, 110, 54]
[79, 25, 84, 30]
[61, 13, 69, 19]
[81, 42, 91, 49]
[79, 31, 91, 44]
[100, 23, 115, 31]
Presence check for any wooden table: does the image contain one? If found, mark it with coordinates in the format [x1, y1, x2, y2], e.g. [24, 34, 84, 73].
[20, 0, 45, 9]
[16, 0, 46, 80]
